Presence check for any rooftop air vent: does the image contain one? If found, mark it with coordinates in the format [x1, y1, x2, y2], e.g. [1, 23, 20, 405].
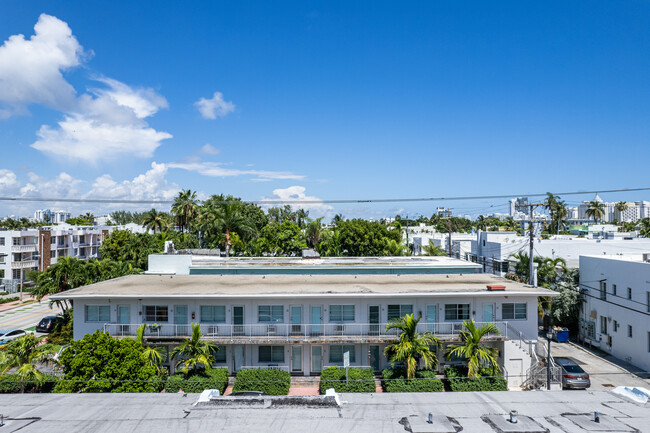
[487, 284, 506, 291]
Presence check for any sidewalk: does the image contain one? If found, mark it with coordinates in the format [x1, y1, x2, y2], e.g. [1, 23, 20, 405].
[0, 295, 48, 312]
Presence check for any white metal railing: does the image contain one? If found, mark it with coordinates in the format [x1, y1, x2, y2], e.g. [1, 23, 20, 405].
[506, 323, 538, 363]
[11, 260, 37, 269]
[11, 245, 37, 253]
[103, 321, 509, 339]
[240, 365, 290, 372]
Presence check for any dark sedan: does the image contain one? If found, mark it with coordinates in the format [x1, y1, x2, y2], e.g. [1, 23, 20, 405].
[555, 357, 591, 390]
[36, 316, 62, 333]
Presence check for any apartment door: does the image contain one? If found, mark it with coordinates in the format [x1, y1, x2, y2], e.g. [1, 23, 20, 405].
[310, 305, 322, 336]
[290, 305, 303, 335]
[174, 305, 188, 336]
[233, 345, 244, 372]
[426, 304, 437, 333]
[483, 303, 495, 323]
[291, 346, 303, 373]
[311, 346, 322, 374]
[369, 305, 380, 336]
[117, 305, 130, 335]
[369, 345, 380, 371]
[232, 306, 244, 336]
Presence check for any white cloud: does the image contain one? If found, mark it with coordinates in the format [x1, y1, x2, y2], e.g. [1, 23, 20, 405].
[19, 171, 83, 199]
[0, 14, 85, 115]
[86, 162, 180, 203]
[0, 169, 21, 194]
[194, 92, 235, 119]
[199, 143, 220, 155]
[90, 76, 168, 119]
[168, 160, 304, 181]
[262, 186, 333, 216]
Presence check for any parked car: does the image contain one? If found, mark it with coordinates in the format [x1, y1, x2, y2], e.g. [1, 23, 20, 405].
[0, 329, 27, 346]
[36, 316, 63, 333]
[555, 357, 591, 390]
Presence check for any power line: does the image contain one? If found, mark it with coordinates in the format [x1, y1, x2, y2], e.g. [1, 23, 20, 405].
[1, 187, 650, 206]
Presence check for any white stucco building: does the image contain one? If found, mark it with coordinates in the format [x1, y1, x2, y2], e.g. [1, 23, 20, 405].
[578, 255, 650, 374]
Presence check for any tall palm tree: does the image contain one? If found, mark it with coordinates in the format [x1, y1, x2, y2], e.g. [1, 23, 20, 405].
[422, 240, 447, 256]
[544, 193, 558, 232]
[384, 239, 409, 256]
[615, 201, 628, 222]
[445, 319, 501, 377]
[135, 325, 164, 374]
[82, 212, 95, 224]
[172, 190, 199, 233]
[384, 314, 442, 379]
[0, 334, 56, 393]
[203, 202, 255, 256]
[305, 217, 324, 249]
[170, 323, 219, 375]
[586, 200, 606, 224]
[554, 199, 568, 234]
[142, 209, 169, 234]
[296, 208, 309, 229]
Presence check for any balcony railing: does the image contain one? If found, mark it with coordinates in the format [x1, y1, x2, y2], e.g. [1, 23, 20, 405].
[11, 260, 38, 269]
[11, 245, 37, 253]
[103, 322, 508, 340]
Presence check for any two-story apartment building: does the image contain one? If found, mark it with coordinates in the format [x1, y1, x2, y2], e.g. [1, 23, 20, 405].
[52, 255, 555, 387]
[579, 255, 650, 373]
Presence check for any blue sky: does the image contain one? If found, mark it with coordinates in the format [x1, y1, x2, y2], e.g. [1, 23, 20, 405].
[0, 1, 649, 220]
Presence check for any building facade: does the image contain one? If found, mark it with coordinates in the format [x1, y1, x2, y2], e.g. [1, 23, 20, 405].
[578, 255, 650, 373]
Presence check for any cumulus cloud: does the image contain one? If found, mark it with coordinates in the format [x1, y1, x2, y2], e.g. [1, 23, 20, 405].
[19, 171, 83, 199]
[194, 92, 235, 119]
[86, 162, 179, 203]
[0, 14, 85, 116]
[168, 160, 304, 181]
[262, 186, 333, 216]
[0, 14, 172, 162]
[0, 169, 21, 194]
[199, 144, 220, 155]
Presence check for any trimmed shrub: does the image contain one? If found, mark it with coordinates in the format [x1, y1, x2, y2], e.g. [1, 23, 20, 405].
[382, 369, 443, 393]
[165, 368, 229, 394]
[0, 374, 60, 393]
[232, 368, 290, 395]
[444, 366, 508, 392]
[319, 367, 375, 393]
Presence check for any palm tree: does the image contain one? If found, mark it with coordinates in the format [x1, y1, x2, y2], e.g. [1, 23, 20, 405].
[422, 240, 447, 256]
[305, 217, 324, 249]
[142, 209, 169, 234]
[554, 200, 568, 234]
[384, 314, 442, 379]
[170, 323, 219, 375]
[172, 190, 199, 233]
[384, 239, 409, 256]
[82, 212, 95, 224]
[445, 319, 501, 377]
[0, 334, 56, 393]
[135, 325, 164, 373]
[296, 208, 309, 229]
[615, 201, 628, 222]
[586, 200, 606, 224]
[203, 202, 255, 256]
[475, 215, 487, 231]
[544, 193, 558, 232]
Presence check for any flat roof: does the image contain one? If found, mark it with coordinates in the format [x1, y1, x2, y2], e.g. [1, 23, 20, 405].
[51, 273, 555, 299]
[0, 391, 646, 432]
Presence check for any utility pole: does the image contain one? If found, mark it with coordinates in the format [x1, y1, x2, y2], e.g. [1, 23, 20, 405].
[529, 205, 535, 286]
[440, 209, 453, 257]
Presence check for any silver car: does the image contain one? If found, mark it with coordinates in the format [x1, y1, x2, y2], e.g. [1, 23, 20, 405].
[555, 357, 591, 390]
[0, 329, 27, 346]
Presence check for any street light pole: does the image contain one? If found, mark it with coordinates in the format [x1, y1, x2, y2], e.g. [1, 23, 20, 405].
[546, 332, 553, 390]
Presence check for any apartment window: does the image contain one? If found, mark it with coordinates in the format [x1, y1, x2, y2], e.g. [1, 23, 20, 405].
[329, 345, 355, 364]
[214, 347, 227, 363]
[627, 287, 632, 300]
[143, 306, 169, 322]
[613, 320, 619, 332]
[258, 305, 283, 323]
[387, 304, 413, 321]
[445, 304, 470, 321]
[628, 325, 633, 338]
[600, 316, 608, 335]
[50, 236, 56, 244]
[12, 269, 21, 280]
[258, 346, 284, 363]
[600, 282, 607, 300]
[0, 237, 4, 246]
[50, 251, 55, 258]
[647, 292, 650, 313]
[85, 305, 110, 322]
[73, 235, 78, 242]
[612, 284, 617, 296]
[0, 255, 4, 264]
[329, 305, 355, 322]
[502, 303, 527, 320]
[200, 306, 226, 323]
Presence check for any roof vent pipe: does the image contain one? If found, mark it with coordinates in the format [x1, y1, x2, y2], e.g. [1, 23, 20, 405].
[509, 410, 518, 424]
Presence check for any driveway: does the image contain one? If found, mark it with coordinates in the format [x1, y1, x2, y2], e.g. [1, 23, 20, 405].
[550, 340, 650, 390]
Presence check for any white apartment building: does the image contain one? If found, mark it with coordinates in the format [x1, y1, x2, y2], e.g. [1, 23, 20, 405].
[0, 226, 110, 292]
[33, 209, 72, 224]
[578, 255, 650, 373]
[52, 255, 555, 387]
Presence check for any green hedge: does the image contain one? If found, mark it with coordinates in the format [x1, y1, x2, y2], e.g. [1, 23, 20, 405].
[381, 369, 443, 393]
[232, 368, 290, 395]
[0, 374, 60, 393]
[319, 367, 375, 393]
[165, 368, 229, 394]
[444, 366, 507, 392]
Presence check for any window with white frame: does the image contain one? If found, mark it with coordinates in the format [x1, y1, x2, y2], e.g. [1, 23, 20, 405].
[259, 346, 284, 363]
[329, 345, 355, 364]
[502, 303, 527, 320]
[387, 304, 413, 320]
[85, 305, 110, 322]
[258, 305, 283, 323]
[600, 282, 607, 300]
[214, 347, 227, 363]
[143, 305, 169, 322]
[329, 305, 355, 322]
[200, 305, 226, 322]
[600, 316, 607, 335]
[12, 238, 20, 246]
[0, 237, 4, 246]
[445, 304, 470, 321]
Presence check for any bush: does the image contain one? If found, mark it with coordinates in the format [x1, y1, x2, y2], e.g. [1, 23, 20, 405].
[165, 368, 229, 394]
[47, 310, 73, 345]
[232, 369, 290, 395]
[444, 366, 508, 392]
[0, 296, 19, 304]
[382, 369, 443, 393]
[319, 367, 375, 393]
[0, 374, 60, 393]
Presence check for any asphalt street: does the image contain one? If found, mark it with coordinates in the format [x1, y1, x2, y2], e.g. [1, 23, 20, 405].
[0, 300, 62, 332]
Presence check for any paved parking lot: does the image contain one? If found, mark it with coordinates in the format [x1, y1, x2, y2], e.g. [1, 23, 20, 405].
[550, 340, 650, 390]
